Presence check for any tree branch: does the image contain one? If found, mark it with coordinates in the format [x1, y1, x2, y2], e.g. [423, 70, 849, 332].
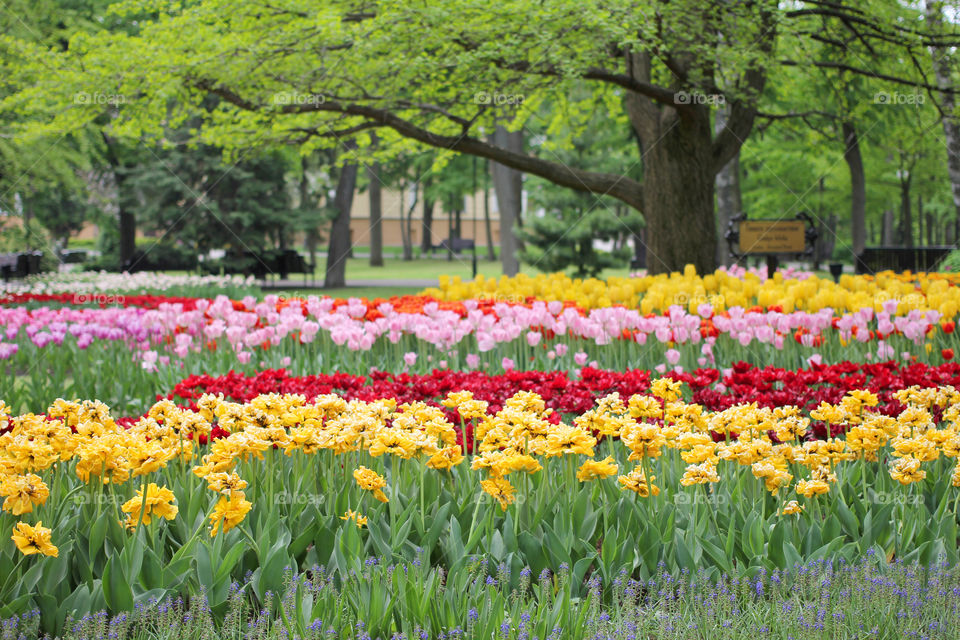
[780, 59, 959, 93]
[197, 80, 645, 211]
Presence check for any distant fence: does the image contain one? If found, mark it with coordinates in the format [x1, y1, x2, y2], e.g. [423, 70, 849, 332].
[855, 246, 954, 274]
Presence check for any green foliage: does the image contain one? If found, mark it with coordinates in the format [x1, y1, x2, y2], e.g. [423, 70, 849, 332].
[121, 142, 295, 255]
[3, 557, 956, 639]
[518, 208, 640, 278]
[518, 97, 642, 277]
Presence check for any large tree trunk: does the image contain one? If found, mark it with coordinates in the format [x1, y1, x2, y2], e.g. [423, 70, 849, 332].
[841, 121, 867, 258]
[926, 1, 960, 239]
[491, 126, 522, 276]
[324, 150, 358, 288]
[714, 103, 741, 267]
[368, 162, 383, 267]
[420, 176, 434, 254]
[635, 107, 716, 275]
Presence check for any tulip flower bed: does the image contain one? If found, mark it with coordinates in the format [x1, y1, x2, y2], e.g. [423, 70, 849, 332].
[2, 557, 957, 639]
[163, 360, 960, 432]
[6, 268, 960, 637]
[425, 267, 960, 314]
[2, 292, 958, 416]
[1, 271, 258, 299]
[3, 381, 960, 636]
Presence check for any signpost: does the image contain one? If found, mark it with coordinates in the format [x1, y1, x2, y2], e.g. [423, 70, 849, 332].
[737, 220, 806, 254]
[724, 213, 818, 272]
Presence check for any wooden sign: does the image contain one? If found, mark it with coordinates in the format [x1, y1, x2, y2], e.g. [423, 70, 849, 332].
[738, 220, 806, 254]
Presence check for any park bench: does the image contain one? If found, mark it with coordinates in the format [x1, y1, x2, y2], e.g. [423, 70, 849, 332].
[0, 252, 43, 281]
[122, 250, 199, 273]
[854, 246, 954, 274]
[211, 249, 314, 283]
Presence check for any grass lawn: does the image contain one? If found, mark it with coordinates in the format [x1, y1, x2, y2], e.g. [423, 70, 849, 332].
[272, 285, 424, 299]
[320, 257, 634, 281]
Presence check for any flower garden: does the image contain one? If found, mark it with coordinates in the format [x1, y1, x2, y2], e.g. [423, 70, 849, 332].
[3, 269, 960, 639]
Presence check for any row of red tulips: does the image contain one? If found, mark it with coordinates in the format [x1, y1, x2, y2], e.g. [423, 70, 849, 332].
[161, 360, 960, 440]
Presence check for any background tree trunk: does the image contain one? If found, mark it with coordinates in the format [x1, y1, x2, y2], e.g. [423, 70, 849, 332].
[299, 157, 320, 274]
[420, 176, 434, 254]
[101, 135, 136, 270]
[899, 176, 912, 246]
[841, 121, 867, 258]
[925, 1, 960, 241]
[368, 162, 383, 267]
[882, 209, 895, 244]
[714, 102, 741, 267]
[491, 126, 523, 276]
[483, 163, 495, 261]
[918, 193, 925, 247]
[119, 211, 136, 270]
[324, 147, 358, 288]
[398, 181, 417, 261]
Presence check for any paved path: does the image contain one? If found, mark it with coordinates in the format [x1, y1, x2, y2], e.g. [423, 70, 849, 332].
[260, 278, 438, 290]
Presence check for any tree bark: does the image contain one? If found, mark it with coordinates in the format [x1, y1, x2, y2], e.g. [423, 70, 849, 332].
[925, 1, 960, 238]
[324, 146, 358, 288]
[841, 121, 867, 257]
[714, 103, 741, 267]
[630, 100, 716, 275]
[368, 162, 383, 267]
[491, 126, 523, 276]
